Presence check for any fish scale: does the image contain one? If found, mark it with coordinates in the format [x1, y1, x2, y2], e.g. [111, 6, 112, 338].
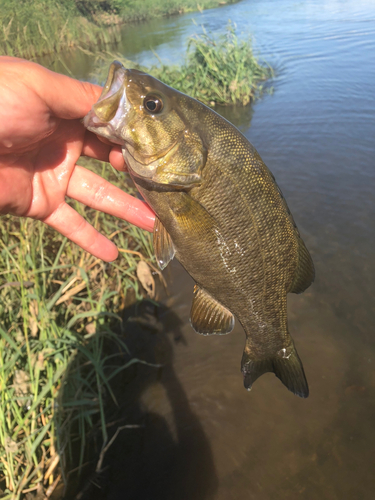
[84, 61, 315, 398]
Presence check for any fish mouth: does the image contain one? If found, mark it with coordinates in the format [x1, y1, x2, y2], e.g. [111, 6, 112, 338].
[83, 61, 128, 146]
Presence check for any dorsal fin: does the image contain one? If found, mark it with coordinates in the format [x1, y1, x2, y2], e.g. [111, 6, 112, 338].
[289, 238, 315, 294]
[190, 285, 235, 335]
[153, 216, 175, 270]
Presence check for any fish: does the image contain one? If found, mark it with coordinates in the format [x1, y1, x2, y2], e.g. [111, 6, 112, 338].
[84, 61, 315, 398]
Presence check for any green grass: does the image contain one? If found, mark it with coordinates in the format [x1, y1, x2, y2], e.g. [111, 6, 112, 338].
[0, 0, 239, 60]
[93, 23, 273, 106]
[0, 160, 157, 498]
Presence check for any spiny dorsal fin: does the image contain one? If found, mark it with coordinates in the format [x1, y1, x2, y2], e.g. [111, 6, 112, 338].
[153, 216, 175, 270]
[241, 340, 309, 398]
[289, 238, 315, 294]
[190, 285, 235, 335]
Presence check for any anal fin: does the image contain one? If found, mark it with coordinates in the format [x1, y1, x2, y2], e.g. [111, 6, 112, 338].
[190, 285, 234, 335]
[290, 238, 315, 294]
[153, 216, 175, 270]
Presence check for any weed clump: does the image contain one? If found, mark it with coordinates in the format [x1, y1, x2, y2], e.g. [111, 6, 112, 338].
[152, 24, 273, 106]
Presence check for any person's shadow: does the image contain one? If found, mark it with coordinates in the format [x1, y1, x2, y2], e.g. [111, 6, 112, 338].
[60, 299, 218, 500]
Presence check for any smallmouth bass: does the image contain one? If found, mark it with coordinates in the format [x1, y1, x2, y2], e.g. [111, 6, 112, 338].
[84, 61, 315, 398]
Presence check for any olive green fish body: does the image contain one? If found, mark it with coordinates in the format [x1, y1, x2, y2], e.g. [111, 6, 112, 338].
[84, 62, 314, 397]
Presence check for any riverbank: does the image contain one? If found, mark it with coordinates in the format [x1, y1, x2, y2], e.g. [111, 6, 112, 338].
[0, 0, 239, 60]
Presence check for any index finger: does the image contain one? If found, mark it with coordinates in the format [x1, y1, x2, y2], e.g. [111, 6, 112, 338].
[67, 165, 155, 232]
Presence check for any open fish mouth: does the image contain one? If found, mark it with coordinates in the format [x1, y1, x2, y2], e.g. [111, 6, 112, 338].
[83, 61, 129, 146]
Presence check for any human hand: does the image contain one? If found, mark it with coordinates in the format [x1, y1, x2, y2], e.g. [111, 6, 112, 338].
[0, 56, 155, 262]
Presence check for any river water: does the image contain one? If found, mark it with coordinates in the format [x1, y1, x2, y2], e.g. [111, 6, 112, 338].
[55, 0, 375, 498]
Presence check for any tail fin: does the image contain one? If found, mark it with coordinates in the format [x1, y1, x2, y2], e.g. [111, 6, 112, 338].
[241, 342, 309, 398]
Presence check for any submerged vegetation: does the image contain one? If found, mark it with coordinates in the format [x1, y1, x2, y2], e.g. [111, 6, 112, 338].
[0, 162, 158, 498]
[0, 0, 238, 59]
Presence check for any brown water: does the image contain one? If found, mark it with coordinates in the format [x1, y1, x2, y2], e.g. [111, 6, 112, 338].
[59, 0, 375, 498]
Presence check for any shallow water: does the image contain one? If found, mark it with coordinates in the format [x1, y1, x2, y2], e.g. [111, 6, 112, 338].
[60, 0, 375, 498]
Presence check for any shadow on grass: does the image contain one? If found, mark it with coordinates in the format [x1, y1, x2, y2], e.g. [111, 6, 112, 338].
[56, 298, 218, 500]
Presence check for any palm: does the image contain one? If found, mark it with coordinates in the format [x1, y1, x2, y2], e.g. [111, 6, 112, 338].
[26, 120, 83, 221]
[2, 119, 83, 220]
[0, 57, 154, 261]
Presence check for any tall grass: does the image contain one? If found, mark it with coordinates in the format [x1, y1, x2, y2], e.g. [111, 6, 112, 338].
[0, 0, 121, 60]
[0, 160, 157, 498]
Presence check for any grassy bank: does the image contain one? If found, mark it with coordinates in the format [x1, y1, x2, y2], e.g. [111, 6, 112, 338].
[0, 161, 158, 498]
[0, 0, 238, 59]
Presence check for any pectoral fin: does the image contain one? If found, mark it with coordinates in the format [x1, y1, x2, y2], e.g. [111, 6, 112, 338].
[153, 216, 175, 270]
[190, 285, 235, 335]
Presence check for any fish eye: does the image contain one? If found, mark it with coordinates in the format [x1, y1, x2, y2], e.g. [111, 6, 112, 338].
[144, 95, 163, 114]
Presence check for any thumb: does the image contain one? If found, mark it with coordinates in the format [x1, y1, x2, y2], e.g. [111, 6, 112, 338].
[13, 57, 102, 119]
[40, 69, 102, 120]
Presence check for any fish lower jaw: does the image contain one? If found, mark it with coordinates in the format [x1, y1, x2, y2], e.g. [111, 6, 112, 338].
[85, 119, 125, 147]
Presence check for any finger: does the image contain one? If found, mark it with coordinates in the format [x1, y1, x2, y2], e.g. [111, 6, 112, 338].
[67, 165, 155, 232]
[82, 130, 111, 162]
[109, 146, 126, 171]
[43, 202, 118, 262]
[45, 77, 102, 120]
[82, 133, 126, 170]
[97, 136, 114, 146]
